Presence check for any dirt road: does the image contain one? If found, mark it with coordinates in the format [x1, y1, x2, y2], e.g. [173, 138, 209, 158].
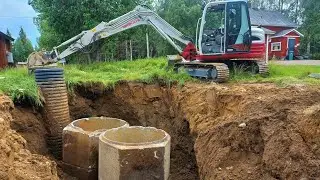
[274, 60, 320, 66]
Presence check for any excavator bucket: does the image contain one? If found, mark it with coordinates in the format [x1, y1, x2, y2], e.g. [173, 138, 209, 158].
[27, 51, 57, 70]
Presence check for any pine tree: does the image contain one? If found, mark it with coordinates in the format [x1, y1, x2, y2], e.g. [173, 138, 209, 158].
[13, 27, 34, 62]
[6, 29, 12, 38]
[19, 27, 27, 44]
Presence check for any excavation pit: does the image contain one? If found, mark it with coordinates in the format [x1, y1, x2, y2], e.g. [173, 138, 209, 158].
[10, 82, 320, 180]
[62, 117, 129, 180]
[99, 126, 171, 180]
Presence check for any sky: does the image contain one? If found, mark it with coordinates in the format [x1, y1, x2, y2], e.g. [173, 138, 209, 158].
[0, 0, 40, 46]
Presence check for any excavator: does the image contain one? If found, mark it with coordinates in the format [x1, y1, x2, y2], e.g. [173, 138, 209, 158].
[27, 0, 266, 82]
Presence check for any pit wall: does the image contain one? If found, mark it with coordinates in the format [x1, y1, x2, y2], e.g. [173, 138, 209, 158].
[70, 82, 320, 180]
[70, 82, 200, 180]
[10, 81, 320, 180]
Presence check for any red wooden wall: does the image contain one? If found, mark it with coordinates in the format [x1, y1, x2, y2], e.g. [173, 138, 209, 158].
[269, 37, 287, 59]
[268, 36, 301, 59]
[0, 35, 8, 69]
[0, 35, 13, 69]
[262, 26, 302, 59]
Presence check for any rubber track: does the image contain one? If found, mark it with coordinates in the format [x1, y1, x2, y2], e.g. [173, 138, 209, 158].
[257, 61, 269, 75]
[215, 64, 230, 83]
[175, 62, 230, 82]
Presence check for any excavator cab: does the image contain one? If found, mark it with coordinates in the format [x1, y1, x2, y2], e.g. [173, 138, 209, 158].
[199, 0, 251, 55]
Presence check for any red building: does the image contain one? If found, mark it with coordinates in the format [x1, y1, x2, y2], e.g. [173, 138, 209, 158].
[0, 31, 14, 68]
[249, 9, 304, 60]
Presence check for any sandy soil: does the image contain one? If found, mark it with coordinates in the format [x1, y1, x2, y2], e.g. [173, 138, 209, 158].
[0, 96, 59, 180]
[68, 82, 320, 179]
[7, 81, 320, 179]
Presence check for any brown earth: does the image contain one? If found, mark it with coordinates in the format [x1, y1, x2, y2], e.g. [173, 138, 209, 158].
[6, 82, 320, 179]
[11, 106, 48, 155]
[0, 96, 59, 180]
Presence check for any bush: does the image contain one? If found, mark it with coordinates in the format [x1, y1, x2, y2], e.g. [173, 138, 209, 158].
[312, 53, 320, 60]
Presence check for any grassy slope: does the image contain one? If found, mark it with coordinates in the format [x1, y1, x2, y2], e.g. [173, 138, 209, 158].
[0, 68, 39, 105]
[64, 57, 193, 87]
[0, 58, 319, 105]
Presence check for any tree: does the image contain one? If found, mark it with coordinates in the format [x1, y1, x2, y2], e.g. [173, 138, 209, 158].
[34, 45, 39, 51]
[31, 0, 153, 61]
[6, 29, 12, 38]
[300, 0, 320, 58]
[13, 27, 34, 62]
[18, 27, 27, 44]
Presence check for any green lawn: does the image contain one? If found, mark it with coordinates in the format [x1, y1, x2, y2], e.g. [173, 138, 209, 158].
[0, 58, 319, 105]
[231, 63, 320, 85]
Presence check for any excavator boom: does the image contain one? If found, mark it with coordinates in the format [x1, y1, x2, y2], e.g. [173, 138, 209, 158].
[53, 5, 192, 60]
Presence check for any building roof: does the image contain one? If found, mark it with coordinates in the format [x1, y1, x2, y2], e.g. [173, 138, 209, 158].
[260, 27, 276, 35]
[249, 8, 298, 28]
[271, 28, 304, 38]
[0, 31, 14, 41]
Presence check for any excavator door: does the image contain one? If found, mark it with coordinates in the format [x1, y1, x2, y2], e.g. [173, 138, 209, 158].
[199, 0, 251, 55]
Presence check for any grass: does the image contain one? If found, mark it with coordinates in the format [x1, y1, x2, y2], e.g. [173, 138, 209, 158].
[0, 58, 193, 105]
[64, 57, 193, 88]
[0, 57, 319, 105]
[230, 63, 320, 85]
[0, 68, 40, 105]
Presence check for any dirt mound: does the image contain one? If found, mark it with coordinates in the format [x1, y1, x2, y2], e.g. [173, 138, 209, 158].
[0, 96, 59, 180]
[69, 82, 320, 180]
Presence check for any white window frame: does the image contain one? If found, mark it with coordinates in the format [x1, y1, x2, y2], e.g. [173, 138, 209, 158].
[271, 42, 281, 52]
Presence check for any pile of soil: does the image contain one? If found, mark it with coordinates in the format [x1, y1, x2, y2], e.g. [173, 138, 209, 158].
[8, 81, 320, 179]
[0, 96, 58, 180]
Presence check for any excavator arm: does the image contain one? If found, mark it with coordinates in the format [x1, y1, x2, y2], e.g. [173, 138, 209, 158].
[53, 5, 193, 60]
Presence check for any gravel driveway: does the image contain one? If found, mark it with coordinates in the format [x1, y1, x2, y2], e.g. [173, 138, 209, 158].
[273, 60, 320, 66]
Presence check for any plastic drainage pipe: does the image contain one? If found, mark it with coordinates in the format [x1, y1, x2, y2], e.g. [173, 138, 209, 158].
[99, 126, 171, 180]
[35, 68, 70, 159]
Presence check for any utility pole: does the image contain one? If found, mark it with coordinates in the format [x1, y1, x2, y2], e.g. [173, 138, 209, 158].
[146, 32, 150, 58]
[266, 35, 270, 64]
[130, 40, 133, 61]
[125, 40, 129, 60]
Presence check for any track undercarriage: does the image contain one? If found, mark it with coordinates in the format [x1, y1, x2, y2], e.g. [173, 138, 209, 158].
[171, 59, 269, 83]
[174, 62, 230, 82]
[229, 60, 269, 76]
